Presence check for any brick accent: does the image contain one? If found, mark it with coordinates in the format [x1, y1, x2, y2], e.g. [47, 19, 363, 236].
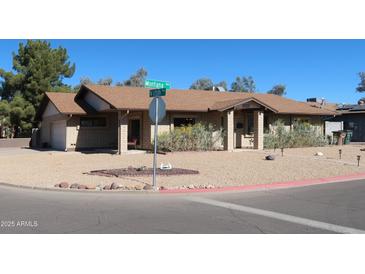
[142, 111, 152, 149]
[224, 109, 234, 151]
[254, 110, 264, 150]
[118, 111, 128, 154]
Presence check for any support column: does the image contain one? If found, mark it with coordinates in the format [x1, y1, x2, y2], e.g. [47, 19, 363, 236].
[118, 110, 128, 154]
[254, 110, 264, 150]
[142, 111, 152, 150]
[224, 109, 234, 151]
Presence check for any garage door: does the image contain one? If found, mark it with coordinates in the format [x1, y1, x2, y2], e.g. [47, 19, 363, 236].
[51, 121, 66, 150]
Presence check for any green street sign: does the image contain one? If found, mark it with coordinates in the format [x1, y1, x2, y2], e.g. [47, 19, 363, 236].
[145, 79, 171, 90]
[149, 88, 166, 97]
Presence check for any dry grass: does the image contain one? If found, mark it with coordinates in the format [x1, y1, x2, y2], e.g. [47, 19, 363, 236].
[1, 145, 365, 189]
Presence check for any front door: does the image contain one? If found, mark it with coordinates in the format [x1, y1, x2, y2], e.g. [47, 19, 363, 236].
[128, 119, 141, 145]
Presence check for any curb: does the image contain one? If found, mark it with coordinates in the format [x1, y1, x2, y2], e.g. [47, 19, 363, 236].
[0, 182, 155, 195]
[2, 172, 365, 195]
[159, 172, 365, 194]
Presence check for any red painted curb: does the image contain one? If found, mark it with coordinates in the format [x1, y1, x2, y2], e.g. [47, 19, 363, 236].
[159, 172, 365, 194]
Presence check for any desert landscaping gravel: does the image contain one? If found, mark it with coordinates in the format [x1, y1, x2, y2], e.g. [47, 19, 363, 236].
[1, 145, 365, 190]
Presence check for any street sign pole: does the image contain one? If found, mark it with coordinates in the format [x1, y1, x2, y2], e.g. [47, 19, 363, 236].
[152, 97, 159, 190]
[146, 79, 169, 191]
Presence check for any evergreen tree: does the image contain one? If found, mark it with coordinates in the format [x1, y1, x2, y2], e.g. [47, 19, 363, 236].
[0, 40, 75, 108]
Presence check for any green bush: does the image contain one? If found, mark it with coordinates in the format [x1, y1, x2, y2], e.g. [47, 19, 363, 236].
[264, 119, 328, 149]
[156, 123, 224, 152]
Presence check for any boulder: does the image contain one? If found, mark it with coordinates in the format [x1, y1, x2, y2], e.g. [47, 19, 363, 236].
[78, 184, 87, 190]
[315, 152, 324, 156]
[86, 185, 96, 190]
[54, 183, 60, 188]
[59, 182, 69, 188]
[135, 185, 143, 190]
[159, 186, 167, 190]
[111, 182, 119, 190]
[136, 166, 147, 171]
[265, 155, 275, 160]
[187, 184, 195, 189]
[70, 183, 79, 189]
[143, 184, 153, 190]
[103, 184, 111, 190]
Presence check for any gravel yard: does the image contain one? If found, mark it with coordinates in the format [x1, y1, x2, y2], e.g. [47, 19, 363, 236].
[1, 145, 365, 190]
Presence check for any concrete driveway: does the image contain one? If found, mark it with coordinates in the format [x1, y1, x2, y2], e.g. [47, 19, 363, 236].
[1, 179, 365, 233]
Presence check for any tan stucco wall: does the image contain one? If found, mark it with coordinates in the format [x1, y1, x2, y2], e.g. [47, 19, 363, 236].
[66, 112, 118, 150]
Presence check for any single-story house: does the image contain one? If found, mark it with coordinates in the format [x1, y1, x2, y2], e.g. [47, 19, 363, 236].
[328, 103, 365, 142]
[34, 85, 336, 152]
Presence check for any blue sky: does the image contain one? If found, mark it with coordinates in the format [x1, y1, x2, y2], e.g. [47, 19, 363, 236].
[1, 39, 365, 103]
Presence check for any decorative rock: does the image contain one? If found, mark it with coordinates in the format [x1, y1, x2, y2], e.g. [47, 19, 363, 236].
[111, 182, 119, 190]
[86, 185, 96, 190]
[315, 152, 324, 156]
[95, 186, 102, 191]
[135, 185, 143, 190]
[265, 155, 275, 160]
[136, 166, 147, 171]
[59, 182, 69, 188]
[70, 183, 79, 189]
[78, 184, 87, 190]
[187, 184, 195, 189]
[54, 183, 60, 188]
[159, 186, 167, 190]
[207, 184, 215, 189]
[143, 184, 153, 190]
[103, 184, 111, 190]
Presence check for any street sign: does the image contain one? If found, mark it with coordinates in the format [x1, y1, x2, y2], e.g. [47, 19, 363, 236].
[149, 97, 166, 124]
[145, 79, 171, 90]
[149, 88, 166, 97]
[149, 96, 167, 191]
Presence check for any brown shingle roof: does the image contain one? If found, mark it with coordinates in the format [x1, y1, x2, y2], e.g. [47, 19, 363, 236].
[35, 92, 90, 120]
[306, 101, 339, 113]
[45, 92, 87, 114]
[80, 84, 336, 116]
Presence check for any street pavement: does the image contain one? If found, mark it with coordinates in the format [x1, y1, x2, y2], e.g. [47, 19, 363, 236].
[1, 179, 365, 233]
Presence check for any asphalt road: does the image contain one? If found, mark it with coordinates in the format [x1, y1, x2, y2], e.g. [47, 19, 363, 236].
[1, 179, 365, 234]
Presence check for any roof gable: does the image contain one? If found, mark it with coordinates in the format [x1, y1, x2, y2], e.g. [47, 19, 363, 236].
[35, 92, 90, 121]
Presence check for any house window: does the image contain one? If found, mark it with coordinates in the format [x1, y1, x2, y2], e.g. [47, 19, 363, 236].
[80, 117, 107, 128]
[173, 117, 196, 127]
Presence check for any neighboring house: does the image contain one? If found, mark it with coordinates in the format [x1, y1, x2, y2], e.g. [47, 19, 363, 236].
[306, 98, 343, 140]
[329, 103, 365, 142]
[34, 85, 336, 152]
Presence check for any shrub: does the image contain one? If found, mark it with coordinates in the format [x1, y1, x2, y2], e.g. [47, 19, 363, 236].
[264, 119, 328, 149]
[156, 123, 224, 152]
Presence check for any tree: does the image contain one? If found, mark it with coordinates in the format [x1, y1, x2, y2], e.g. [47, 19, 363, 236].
[356, 72, 365, 92]
[122, 68, 148, 87]
[1, 95, 35, 137]
[0, 100, 10, 138]
[0, 40, 75, 108]
[268, 84, 286, 96]
[97, 77, 113, 86]
[214, 81, 228, 91]
[73, 77, 94, 91]
[190, 78, 214, 90]
[231, 76, 256, 92]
